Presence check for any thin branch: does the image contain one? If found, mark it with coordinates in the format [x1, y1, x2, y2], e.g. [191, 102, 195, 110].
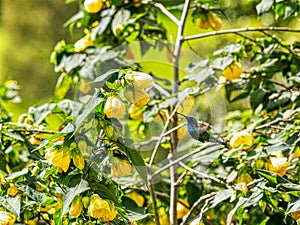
[180, 192, 218, 225]
[261, 30, 298, 56]
[149, 143, 217, 180]
[148, 102, 181, 167]
[148, 182, 161, 225]
[179, 162, 230, 188]
[149, 1, 180, 25]
[183, 27, 300, 42]
[255, 114, 295, 130]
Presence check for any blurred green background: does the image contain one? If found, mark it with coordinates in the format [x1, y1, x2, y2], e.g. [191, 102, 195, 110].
[0, 0, 299, 120]
[0, 0, 78, 116]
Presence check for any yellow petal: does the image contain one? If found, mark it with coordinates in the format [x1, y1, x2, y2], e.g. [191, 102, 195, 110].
[84, 0, 103, 13]
[133, 88, 150, 107]
[104, 96, 126, 118]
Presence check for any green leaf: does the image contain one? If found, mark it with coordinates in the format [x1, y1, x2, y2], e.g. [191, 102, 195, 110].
[211, 189, 234, 208]
[55, 73, 73, 100]
[250, 89, 266, 110]
[122, 196, 148, 221]
[227, 198, 247, 225]
[61, 179, 90, 218]
[117, 140, 147, 182]
[29, 103, 56, 125]
[16, 183, 46, 203]
[112, 9, 131, 36]
[210, 56, 233, 70]
[5, 168, 29, 180]
[256, 0, 274, 15]
[0, 196, 20, 218]
[75, 90, 104, 130]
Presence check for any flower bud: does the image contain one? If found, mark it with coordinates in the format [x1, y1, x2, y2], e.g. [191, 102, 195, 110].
[82, 196, 90, 209]
[73, 152, 85, 170]
[104, 96, 126, 118]
[125, 71, 153, 89]
[74, 36, 93, 52]
[69, 196, 83, 217]
[196, 16, 210, 29]
[84, 0, 103, 13]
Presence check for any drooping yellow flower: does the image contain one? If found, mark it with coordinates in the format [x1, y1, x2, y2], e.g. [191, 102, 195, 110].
[222, 62, 243, 81]
[196, 16, 210, 29]
[129, 104, 144, 121]
[207, 13, 222, 31]
[84, 0, 103, 13]
[133, 88, 150, 107]
[111, 157, 132, 178]
[177, 96, 195, 116]
[69, 196, 83, 217]
[45, 147, 71, 172]
[176, 199, 189, 219]
[126, 192, 145, 207]
[268, 156, 289, 176]
[88, 194, 117, 222]
[229, 130, 254, 150]
[104, 96, 126, 118]
[125, 71, 153, 89]
[7, 183, 18, 196]
[74, 36, 93, 52]
[0, 211, 16, 225]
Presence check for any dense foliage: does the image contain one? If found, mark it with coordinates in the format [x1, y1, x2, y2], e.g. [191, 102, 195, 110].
[0, 0, 300, 225]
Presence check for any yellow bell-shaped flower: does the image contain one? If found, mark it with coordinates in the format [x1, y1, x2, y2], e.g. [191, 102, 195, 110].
[74, 35, 93, 52]
[104, 96, 126, 118]
[229, 130, 254, 150]
[111, 157, 132, 178]
[88, 194, 117, 222]
[128, 104, 144, 121]
[0, 211, 16, 225]
[222, 62, 243, 81]
[45, 147, 71, 172]
[176, 199, 189, 219]
[125, 71, 153, 89]
[207, 13, 222, 31]
[69, 196, 83, 217]
[133, 88, 150, 107]
[84, 0, 103, 13]
[268, 156, 289, 176]
[7, 183, 18, 196]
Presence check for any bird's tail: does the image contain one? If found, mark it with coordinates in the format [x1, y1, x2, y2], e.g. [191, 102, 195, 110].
[209, 135, 226, 146]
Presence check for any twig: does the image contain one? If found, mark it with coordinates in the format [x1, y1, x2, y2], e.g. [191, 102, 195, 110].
[261, 30, 298, 56]
[183, 27, 300, 42]
[149, 1, 180, 25]
[148, 182, 160, 225]
[179, 162, 230, 188]
[149, 143, 217, 180]
[180, 192, 218, 225]
[255, 114, 295, 130]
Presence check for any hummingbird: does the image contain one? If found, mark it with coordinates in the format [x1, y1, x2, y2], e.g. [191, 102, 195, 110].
[177, 113, 226, 145]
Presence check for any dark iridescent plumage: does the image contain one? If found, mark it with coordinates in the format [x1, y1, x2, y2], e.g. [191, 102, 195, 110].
[178, 113, 225, 145]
